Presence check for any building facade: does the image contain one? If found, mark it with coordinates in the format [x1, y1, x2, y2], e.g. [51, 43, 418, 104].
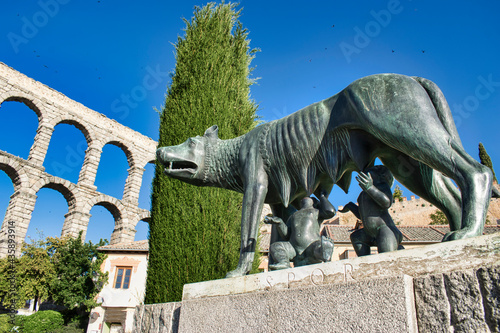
[87, 240, 148, 333]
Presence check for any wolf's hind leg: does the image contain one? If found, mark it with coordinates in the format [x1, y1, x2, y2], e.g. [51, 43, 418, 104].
[440, 142, 492, 240]
[380, 154, 462, 232]
[382, 139, 491, 240]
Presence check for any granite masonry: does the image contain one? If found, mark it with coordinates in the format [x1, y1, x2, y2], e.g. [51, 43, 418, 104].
[0, 63, 157, 256]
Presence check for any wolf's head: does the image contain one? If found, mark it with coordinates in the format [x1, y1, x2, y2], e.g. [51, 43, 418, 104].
[156, 125, 220, 186]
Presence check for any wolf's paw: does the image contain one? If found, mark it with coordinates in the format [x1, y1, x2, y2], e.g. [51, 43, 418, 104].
[268, 262, 290, 271]
[442, 229, 480, 242]
[225, 267, 249, 278]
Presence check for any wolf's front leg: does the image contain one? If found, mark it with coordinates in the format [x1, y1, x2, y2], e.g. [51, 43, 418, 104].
[226, 148, 268, 278]
[226, 181, 268, 278]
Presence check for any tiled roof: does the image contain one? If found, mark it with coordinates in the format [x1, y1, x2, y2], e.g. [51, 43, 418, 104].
[98, 240, 149, 252]
[399, 226, 447, 242]
[323, 226, 353, 243]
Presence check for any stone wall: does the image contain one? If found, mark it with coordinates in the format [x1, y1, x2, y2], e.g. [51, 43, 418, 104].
[0, 63, 157, 256]
[134, 233, 500, 332]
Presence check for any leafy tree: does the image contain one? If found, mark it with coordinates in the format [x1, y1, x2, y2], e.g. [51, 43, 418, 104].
[0, 233, 107, 321]
[0, 235, 57, 310]
[479, 142, 497, 182]
[429, 210, 448, 225]
[392, 185, 404, 202]
[17, 236, 58, 311]
[49, 233, 108, 312]
[145, 3, 258, 303]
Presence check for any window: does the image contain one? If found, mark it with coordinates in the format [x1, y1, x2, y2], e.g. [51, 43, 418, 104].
[114, 267, 132, 289]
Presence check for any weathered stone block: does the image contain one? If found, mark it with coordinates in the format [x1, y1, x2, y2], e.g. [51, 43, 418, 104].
[178, 275, 417, 333]
[413, 273, 450, 333]
[443, 269, 490, 333]
[476, 265, 500, 332]
[133, 303, 181, 333]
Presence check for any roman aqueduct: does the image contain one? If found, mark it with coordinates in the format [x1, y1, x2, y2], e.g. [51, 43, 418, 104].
[0, 62, 157, 256]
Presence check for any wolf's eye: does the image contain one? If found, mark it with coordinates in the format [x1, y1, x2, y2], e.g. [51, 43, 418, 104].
[188, 139, 196, 147]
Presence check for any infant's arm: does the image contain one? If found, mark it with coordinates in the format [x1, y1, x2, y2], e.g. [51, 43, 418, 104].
[364, 185, 392, 209]
[264, 215, 289, 239]
[356, 172, 392, 209]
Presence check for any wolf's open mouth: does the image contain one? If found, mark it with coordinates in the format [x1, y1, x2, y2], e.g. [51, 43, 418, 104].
[167, 161, 198, 171]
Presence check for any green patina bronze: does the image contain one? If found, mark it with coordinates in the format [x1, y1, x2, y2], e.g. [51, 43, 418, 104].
[340, 165, 404, 256]
[265, 196, 335, 270]
[157, 73, 493, 277]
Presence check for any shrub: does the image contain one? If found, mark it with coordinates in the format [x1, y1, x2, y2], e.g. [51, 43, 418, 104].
[0, 314, 13, 332]
[22, 310, 64, 333]
[0, 313, 25, 332]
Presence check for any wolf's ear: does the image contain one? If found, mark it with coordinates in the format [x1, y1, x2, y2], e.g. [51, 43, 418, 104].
[204, 125, 219, 140]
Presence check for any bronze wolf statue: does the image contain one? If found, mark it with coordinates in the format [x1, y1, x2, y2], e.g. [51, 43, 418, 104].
[157, 74, 493, 277]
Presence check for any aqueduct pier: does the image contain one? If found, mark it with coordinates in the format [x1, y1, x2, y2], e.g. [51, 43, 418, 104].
[0, 62, 157, 256]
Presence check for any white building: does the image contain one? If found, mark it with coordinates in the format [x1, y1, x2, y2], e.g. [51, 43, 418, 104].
[87, 240, 148, 333]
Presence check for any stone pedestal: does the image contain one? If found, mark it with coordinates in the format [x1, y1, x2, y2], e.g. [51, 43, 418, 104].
[134, 233, 500, 333]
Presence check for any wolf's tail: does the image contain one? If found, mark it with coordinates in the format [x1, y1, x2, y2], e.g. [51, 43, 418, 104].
[412, 76, 463, 147]
[410, 76, 465, 208]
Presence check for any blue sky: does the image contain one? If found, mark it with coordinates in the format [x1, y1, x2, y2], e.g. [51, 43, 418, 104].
[0, 0, 499, 244]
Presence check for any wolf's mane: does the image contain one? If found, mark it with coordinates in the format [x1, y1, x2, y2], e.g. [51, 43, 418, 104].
[259, 102, 353, 206]
[203, 136, 245, 193]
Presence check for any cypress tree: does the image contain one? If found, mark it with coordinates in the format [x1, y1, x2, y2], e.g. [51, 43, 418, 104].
[479, 143, 497, 183]
[392, 185, 403, 202]
[145, 3, 259, 303]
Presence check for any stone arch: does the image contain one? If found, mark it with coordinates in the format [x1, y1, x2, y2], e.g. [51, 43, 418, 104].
[0, 91, 45, 122]
[0, 156, 30, 192]
[83, 194, 125, 224]
[103, 140, 135, 168]
[135, 159, 155, 209]
[43, 118, 93, 183]
[31, 176, 77, 210]
[140, 158, 157, 169]
[137, 210, 151, 225]
[51, 116, 96, 146]
[132, 210, 150, 241]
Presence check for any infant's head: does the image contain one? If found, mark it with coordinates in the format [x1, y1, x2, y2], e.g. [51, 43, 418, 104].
[367, 165, 394, 187]
[300, 197, 314, 209]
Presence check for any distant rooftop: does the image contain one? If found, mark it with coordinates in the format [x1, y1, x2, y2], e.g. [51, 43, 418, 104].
[98, 240, 148, 252]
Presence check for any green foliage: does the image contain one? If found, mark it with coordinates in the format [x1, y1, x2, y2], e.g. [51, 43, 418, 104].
[0, 314, 14, 332]
[392, 185, 404, 202]
[0, 236, 57, 310]
[0, 233, 107, 323]
[22, 310, 64, 333]
[0, 314, 25, 333]
[429, 210, 448, 225]
[53, 317, 85, 333]
[145, 2, 258, 303]
[479, 142, 497, 182]
[50, 233, 108, 311]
